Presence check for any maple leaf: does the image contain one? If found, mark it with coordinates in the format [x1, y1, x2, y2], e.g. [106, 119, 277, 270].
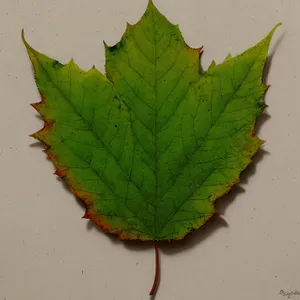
[23, 0, 280, 295]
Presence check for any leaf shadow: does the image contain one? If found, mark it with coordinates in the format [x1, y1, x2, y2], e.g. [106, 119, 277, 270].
[255, 113, 270, 136]
[263, 31, 284, 84]
[29, 141, 45, 149]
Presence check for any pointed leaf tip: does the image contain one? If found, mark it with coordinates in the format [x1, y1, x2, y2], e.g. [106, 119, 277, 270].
[267, 22, 282, 40]
[21, 29, 33, 51]
[146, 0, 159, 12]
[148, 0, 154, 6]
[103, 40, 109, 50]
[224, 53, 232, 62]
[126, 22, 132, 30]
[82, 211, 89, 219]
[69, 58, 75, 66]
[21, 29, 29, 47]
[274, 22, 282, 30]
[198, 46, 204, 55]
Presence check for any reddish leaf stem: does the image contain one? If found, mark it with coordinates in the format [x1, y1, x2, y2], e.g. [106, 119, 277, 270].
[149, 243, 160, 296]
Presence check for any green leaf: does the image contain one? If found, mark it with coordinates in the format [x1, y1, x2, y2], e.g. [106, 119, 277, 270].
[23, 1, 280, 241]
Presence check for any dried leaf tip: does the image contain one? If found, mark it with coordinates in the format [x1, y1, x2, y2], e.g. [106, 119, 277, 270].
[198, 46, 204, 55]
[82, 210, 89, 219]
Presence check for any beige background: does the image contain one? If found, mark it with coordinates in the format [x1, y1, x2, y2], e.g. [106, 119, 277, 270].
[0, 0, 298, 299]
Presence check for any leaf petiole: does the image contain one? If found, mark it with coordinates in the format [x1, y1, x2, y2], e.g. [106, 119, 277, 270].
[149, 243, 160, 296]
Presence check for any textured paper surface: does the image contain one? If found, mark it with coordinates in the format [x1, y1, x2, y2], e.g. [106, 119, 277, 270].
[0, 0, 298, 299]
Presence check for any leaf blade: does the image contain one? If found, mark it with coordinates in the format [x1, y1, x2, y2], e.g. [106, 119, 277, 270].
[23, 9, 281, 241]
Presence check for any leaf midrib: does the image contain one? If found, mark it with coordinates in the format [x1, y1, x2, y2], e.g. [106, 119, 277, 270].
[152, 9, 159, 237]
